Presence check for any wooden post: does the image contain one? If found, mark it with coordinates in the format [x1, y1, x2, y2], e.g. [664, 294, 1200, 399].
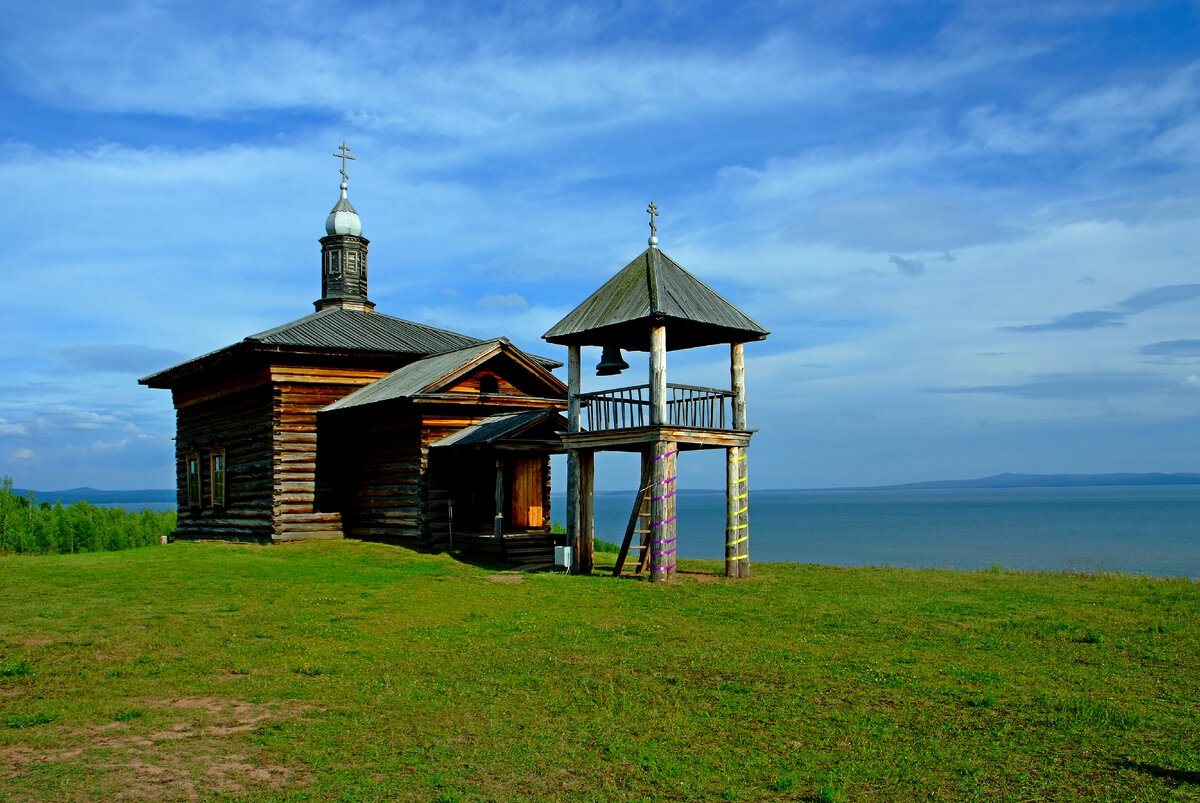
[731, 342, 746, 430]
[566, 345, 581, 560]
[494, 457, 505, 559]
[650, 324, 667, 425]
[725, 445, 742, 577]
[578, 450, 594, 574]
[649, 439, 677, 582]
[567, 345, 581, 433]
[731, 342, 749, 578]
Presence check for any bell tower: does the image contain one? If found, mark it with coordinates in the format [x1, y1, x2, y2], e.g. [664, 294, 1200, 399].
[316, 141, 374, 312]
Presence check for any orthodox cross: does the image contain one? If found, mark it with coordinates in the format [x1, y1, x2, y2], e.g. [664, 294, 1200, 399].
[333, 141, 356, 184]
[647, 201, 659, 244]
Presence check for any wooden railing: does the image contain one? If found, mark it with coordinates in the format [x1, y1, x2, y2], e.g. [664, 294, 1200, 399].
[578, 383, 736, 431]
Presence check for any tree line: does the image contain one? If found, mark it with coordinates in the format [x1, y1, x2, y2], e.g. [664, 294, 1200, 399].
[0, 477, 176, 555]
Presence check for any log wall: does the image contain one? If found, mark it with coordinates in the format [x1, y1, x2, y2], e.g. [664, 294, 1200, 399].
[172, 384, 275, 540]
[335, 408, 426, 548]
[270, 365, 391, 542]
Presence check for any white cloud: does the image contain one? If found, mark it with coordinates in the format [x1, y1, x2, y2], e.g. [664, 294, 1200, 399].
[3, 1, 1200, 490]
[9, 448, 34, 461]
[478, 293, 529, 310]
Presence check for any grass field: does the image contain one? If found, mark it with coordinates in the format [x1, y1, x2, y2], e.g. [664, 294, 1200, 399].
[0, 541, 1197, 801]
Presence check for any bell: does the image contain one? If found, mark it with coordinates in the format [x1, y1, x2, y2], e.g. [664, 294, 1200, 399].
[596, 345, 629, 376]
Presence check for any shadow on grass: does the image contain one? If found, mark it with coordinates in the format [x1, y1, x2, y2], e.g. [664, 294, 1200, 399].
[1115, 759, 1200, 785]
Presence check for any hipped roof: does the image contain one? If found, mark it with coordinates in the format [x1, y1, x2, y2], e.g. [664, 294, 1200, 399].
[247, 307, 478, 353]
[322, 339, 566, 413]
[542, 247, 769, 351]
[140, 307, 559, 387]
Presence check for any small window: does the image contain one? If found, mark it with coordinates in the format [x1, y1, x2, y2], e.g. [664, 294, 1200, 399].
[327, 251, 341, 276]
[186, 453, 201, 509]
[345, 251, 358, 275]
[209, 449, 226, 508]
[479, 375, 499, 394]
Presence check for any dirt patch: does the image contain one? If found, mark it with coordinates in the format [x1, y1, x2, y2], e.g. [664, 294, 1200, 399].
[487, 574, 525, 584]
[677, 570, 721, 583]
[2, 696, 310, 799]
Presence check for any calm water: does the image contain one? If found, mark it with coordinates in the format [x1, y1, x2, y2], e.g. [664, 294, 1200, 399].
[98, 502, 177, 513]
[552, 486, 1200, 579]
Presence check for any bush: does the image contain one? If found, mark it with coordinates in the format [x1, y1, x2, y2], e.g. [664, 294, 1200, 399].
[0, 477, 175, 556]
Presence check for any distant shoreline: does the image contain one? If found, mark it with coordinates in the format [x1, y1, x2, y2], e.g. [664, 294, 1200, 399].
[18, 472, 1200, 505]
[583, 472, 1200, 495]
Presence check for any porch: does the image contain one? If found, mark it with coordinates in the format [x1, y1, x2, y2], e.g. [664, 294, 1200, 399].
[449, 529, 557, 567]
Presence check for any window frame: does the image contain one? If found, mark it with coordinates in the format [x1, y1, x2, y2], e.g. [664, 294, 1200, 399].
[185, 451, 202, 509]
[209, 447, 226, 509]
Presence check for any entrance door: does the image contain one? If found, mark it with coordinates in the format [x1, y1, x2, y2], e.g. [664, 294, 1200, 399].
[510, 457, 544, 528]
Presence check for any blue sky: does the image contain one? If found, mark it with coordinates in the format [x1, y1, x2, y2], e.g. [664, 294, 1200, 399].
[2, 0, 1199, 492]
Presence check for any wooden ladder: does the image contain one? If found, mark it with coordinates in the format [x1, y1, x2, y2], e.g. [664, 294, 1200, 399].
[613, 458, 653, 577]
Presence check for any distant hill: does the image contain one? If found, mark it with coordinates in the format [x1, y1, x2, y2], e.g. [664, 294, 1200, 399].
[17, 473, 1200, 505]
[11, 487, 176, 506]
[847, 472, 1200, 491]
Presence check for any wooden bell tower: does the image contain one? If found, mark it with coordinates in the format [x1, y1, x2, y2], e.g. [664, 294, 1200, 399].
[542, 204, 768, 580]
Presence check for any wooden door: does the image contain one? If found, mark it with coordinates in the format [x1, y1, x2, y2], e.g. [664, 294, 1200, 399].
[510, 457, 543, 528]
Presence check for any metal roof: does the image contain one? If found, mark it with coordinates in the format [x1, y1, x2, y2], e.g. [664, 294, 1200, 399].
[542, 247, 769, 351]
[247, 307, 481, 353]
[141, 308, 560, 387]
[431, 409, 567, 448]
[323, 339, 565, 413]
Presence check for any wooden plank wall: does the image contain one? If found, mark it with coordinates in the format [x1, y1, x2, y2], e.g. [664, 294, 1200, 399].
[271, 366, 389, 542]
[172, 384, 275, 540]
[336, 410, 426, 548]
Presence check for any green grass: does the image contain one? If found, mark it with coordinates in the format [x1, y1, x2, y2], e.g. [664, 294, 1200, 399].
[0, 541, 1197, 801]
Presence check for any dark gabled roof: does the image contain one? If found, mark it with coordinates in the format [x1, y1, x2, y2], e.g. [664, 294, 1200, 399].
[542, 247, 769, 351]
[247, 306, 480, 353]
[431, 409, 568, 448]
[140, 308, 560, 387]
[322, 339, 566, 413]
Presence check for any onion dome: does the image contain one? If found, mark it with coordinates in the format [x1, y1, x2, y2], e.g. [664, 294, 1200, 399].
[326, 181, 362, 237]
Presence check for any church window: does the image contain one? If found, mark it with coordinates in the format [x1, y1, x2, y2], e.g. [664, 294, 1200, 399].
[479, 375, 499, 394]
[346, 251, 358, 275]
[209, 448, 226, 508]
[186, 452, 201, 509]
[327, 251, 341, 276]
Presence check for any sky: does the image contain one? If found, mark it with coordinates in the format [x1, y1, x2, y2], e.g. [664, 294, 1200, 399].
[1, 0, 1199, 492]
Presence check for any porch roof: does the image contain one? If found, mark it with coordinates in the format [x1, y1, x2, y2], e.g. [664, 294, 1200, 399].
[432, 409, 568, 450]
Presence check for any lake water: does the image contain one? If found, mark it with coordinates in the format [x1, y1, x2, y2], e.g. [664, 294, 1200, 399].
[97, 502, 177, 513]
[551, 485, 1200, 579]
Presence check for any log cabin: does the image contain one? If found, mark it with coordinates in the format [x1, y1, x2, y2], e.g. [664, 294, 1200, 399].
[140, 146, 566, 555]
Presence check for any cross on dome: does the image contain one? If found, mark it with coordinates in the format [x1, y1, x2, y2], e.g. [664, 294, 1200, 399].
[333, 140, 356, 188]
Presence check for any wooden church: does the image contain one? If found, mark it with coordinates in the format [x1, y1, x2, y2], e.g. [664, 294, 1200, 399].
[143, 145, 768, 577]
[140, 145, 568, 554]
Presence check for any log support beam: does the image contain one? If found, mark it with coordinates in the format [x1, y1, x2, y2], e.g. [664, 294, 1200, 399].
[649, 438, 677, 582]
[727, 343, 750, 578]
